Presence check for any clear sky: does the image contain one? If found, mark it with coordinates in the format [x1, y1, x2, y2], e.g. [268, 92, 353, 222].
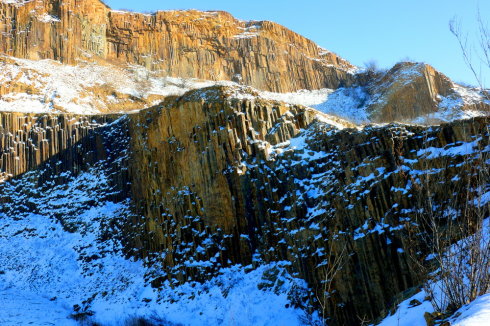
[104, 0, 490, 86]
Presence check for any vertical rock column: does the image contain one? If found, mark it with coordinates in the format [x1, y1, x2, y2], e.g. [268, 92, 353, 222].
[0, 112, 110, 182]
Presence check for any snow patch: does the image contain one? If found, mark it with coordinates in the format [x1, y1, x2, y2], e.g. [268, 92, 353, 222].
[37, 13, 61, 23]
[0, 163, 316, 325]
[450, 294, 490, 326]
[311, 87, 370, 124]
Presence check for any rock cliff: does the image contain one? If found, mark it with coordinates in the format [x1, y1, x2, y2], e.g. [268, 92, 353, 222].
[0, 0, 355, 93]
[0, 1, 489, 325]
[0, 84, 488, 324]
[126, 87, 489, 324]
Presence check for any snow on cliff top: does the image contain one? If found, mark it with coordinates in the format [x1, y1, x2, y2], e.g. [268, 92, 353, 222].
[0, 56, 225, 114]
[0, 0, 27, 6]
[0, 55, 487, 126]
[0, 55, 357, 126]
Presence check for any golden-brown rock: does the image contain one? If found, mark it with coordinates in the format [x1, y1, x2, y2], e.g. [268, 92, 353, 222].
[365, 62, 490, 122]
[125, 87, 490, 324]
[0, 0, 356, 93]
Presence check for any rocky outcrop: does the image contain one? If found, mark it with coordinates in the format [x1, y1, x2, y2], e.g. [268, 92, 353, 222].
[366, 62, 452, 121]
[0, 111, 114, 182]
[0, 0, 356, 93]
[127, 86, 319, 258]
[0, 83, 487, 324]
[365, 62, 490, 122]
[126, 86, 490, 324]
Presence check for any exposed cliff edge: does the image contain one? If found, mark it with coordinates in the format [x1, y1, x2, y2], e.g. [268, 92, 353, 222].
[0, 0, 355, 93]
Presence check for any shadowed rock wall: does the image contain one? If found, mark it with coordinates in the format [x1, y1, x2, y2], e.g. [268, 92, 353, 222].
[126, 88, 490, 324]
[0, 86, 488, 325]
[0, 111, 119, 182]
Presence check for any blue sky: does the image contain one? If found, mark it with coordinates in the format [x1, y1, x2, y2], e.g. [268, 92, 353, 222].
[105, 0, 490, 86]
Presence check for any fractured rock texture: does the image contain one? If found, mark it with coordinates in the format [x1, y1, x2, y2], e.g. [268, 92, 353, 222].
[0, 0, 355, 92]
[0, 88, 488, 324]
[125, 87, 490, 324]
[0, 112, 110, 181]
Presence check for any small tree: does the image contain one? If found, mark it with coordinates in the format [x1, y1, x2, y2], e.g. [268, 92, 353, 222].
[317, 231, 349, 325]
[363, 60, 386, 79]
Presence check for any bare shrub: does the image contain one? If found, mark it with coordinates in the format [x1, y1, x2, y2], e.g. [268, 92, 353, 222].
[363, 60, 386, 79]
[315, 231, 349, 325]
[450, 12, 490, 99]
[408, 127, 490, 313]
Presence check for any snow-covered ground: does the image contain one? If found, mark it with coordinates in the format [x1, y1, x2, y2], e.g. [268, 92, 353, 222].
[0, 160, 318, 326]
[0, 55, 367, 124]
[311, 87, 370, 124]
[376, 289, 490, 326]
[0, 0, 24, 5]
[412, 84, 489, 124]
[0, 56, 241, 114]
[0, 286, 77, 325]
[450, 294, 490, 326]
[377, 218, 490, 326]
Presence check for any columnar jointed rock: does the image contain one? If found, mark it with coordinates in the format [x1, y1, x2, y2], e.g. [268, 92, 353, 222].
[0, 112, 112, 182]
[0, 85, 487, 324]
[127, 86, 318, 266]
[126, 87, 490, 324]
[0, 0, 356, 93]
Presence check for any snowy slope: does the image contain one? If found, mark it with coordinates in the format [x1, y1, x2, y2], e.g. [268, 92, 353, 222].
[0, 188, 316, 326]
[376, 289, 490, 326]
[1, 55, 487, 126]
[0, 288, 77, 325]
[377, 219, 490, 326]
[0, 56, 234, 114]
[0, 129, 318, 325]
[450, 294, 490, 326]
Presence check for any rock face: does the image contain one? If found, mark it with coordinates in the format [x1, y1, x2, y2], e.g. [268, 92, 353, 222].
[0, 0, 109, 61]
[0, 84, 488, 324]
[0, 1, 489, 325]
[0, 0, 355, 93]
[0, 111, 113, 182]
[125, 87, 490, 324]
[127, 86, 318, 266]
[0, 111, 130, 223]
[366, 62, 455, 121]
